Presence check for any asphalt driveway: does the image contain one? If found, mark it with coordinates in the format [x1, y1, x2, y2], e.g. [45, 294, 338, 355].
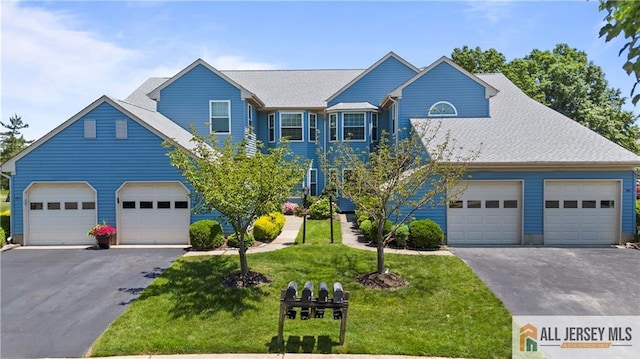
[1, 247, 184, 359]
[452, 247, 640, 315]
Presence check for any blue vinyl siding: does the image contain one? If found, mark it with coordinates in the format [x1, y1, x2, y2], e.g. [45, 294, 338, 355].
[406, 170, 635, 238]
[156, 64, 244, 141]
[397, 62, 489, 131]
[10, 102, 214, 236]
[329, 56, 417, 107]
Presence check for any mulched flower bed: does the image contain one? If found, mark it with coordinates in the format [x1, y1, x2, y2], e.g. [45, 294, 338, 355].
[355, 271, 408, 290]
[221, 271, 272, 288]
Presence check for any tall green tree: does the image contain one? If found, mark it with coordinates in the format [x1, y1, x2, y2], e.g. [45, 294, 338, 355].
[1, 114, 32, 161]
[320, 123, 477, 276]
[165, 130, 307, 277]
[451, 44, 640, 154]
[451, 46, 506, 73]
[599, 0, 640, 105]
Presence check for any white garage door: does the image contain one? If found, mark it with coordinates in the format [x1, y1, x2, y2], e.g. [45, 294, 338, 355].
[118, 182, 190, 244]
[27, 183, 97, 245]
[447, 181, 522, 244]
[544, 181, 620, 245]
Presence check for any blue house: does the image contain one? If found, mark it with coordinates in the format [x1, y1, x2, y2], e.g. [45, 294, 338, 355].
[2, 52, 639, 246]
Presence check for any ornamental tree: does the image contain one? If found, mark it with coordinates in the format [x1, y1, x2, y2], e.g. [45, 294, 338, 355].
[165, 130, 307, 275]
[319, 122, 478, 275]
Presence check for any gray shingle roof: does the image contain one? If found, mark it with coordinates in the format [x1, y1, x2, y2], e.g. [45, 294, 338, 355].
[124, 77, 168, 111]
[411, 73, 640, 166]
[223, 69, 363, 109]
[112, 97, 196, 151]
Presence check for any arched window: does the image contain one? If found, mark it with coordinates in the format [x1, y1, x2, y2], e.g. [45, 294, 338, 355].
[428, 101, 458, 117]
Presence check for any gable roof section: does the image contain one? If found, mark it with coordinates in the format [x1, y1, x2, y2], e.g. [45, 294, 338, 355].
[326, 52, 420, 103]
[125, 77, 168, 111]
[390, 56, 499, 100]
[0, 96, 196, 174]
[411, 73, 640, 167]
[147, 58, 265, 107]
[223, 69, 362, 109]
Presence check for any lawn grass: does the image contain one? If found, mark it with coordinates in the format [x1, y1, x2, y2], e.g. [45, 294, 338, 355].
[294, 219, 342, 245]
[90, 245, 512, 358]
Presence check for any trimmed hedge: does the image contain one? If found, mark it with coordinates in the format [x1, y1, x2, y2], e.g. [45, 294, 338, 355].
[368, 220, 393, 244]
[0, 227, 5, 247]
[0, 212, 9, 238]
[309, 198, 340, 219]
[393, 224, 409, 248]
[359, 219, 372, 239]
[189, 220, 225, 250]
[409, 219, 444, 250]
[253, 216, 279, 242]
[269, 212, 286, 233]
[226, 232, 255, 248]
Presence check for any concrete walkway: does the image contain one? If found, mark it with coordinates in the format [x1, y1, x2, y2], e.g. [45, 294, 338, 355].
[184, 213, 452, 257]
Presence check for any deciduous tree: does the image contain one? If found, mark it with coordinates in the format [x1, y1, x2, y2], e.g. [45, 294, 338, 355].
[599, 0, 640, 105]
[320, 123, 477, 277]
[165, 130, 307, 279]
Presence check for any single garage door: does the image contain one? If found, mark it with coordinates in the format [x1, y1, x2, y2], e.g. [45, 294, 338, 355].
[447, 181, 522, 244]
[544, 180, 620, 245]
[117, 182, 190, 244]
[26, 182, 97, 245]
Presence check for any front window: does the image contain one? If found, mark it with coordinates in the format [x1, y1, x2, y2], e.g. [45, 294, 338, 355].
[391, 103, 397, 135]
[280, 112, 303, 141]
[343, 113, 365, 141]
[268, 113, 275, 142]
[210, 100, 231, 133]
[371, 113, 378, 142]
[309, 113, 317, 142]
[247, 104, 253, 128]
[329, 113, 337, 142]
[307, 169, 318, 196]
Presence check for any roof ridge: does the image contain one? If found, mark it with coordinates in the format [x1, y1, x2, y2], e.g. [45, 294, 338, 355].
[221, 68, 365, 72]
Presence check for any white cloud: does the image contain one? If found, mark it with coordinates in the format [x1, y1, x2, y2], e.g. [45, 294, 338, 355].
[0, 2, 279, 141]
[464, 0, 512, 25]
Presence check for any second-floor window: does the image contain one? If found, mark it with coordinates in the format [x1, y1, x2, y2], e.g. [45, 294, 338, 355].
[309, 113, 317, 142]
[371, 113, 378, 142]
[343, 113, 365, 141]
[280, 112, 303, 141]
[268, 113, 275, 142]
[210, 100, 231, 133]
[329, 114, 337, 141]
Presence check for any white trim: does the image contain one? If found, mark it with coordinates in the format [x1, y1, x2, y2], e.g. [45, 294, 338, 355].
[326, 52, 419, 102]
[341, 112, 367, 142]
[268, 113, 276, 143]
[209, 100, 231, 134]
[279, 111, 304, 142]
[371, 112, 379, 142]
[308, 113, 317, 142]
[115, 181, 190, 245]
[428, 101, 458, 117]
[147, 58, 264, 106]
[390, 56, 499, 100]
[543, 179, 622, 245]
[308, 168, 318, 196]
[446, 180, 524, 245]
[23, 181, 97, 246]
[247, 103, 254, 128]
[329, 113, 338, 142]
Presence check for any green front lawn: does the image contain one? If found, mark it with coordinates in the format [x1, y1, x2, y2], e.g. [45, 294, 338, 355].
[90, 244, 511, 358]
[295, 219, 342, 245]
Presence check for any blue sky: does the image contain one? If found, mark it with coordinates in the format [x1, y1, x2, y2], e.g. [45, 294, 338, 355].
[1, 0, 637, 141]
